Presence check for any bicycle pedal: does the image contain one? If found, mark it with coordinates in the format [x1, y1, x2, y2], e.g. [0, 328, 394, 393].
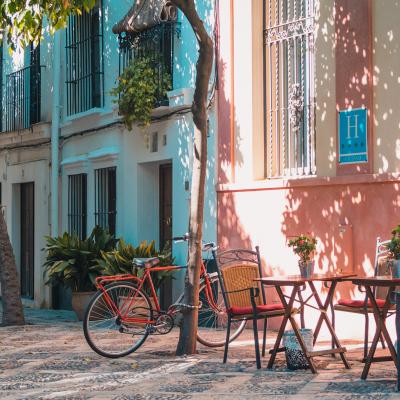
[146, 325, 157, 334]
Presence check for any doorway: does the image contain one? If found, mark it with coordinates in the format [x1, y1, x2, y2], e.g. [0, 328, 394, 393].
[20, 182, 34, 299]
[159, 163, 173, 309]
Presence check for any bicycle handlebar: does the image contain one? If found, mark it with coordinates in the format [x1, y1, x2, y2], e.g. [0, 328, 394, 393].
[171, 233, 190, 242]
[171, 234, 217, 251]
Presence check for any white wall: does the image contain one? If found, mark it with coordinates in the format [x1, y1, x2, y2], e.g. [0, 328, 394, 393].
[0, 147, 51, 308]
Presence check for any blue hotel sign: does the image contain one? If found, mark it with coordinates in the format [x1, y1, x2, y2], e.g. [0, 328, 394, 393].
[338, 108, 368, 164]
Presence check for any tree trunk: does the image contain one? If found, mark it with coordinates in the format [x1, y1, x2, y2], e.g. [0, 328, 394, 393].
[0, 209, 25, 326]
[171, 0, 214, 355]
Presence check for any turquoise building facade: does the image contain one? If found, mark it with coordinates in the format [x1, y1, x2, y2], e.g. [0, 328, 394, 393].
[0, 0, 217, 309]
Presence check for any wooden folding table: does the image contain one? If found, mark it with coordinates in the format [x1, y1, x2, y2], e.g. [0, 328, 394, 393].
[258, 273, 354, 373]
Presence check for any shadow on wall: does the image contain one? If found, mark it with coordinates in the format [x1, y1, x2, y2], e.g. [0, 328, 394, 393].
[216, 54, 253, 253]
[282, 179, 400, 300]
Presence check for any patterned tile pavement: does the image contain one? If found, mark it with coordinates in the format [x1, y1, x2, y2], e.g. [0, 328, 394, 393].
[1, 307, 400, 399]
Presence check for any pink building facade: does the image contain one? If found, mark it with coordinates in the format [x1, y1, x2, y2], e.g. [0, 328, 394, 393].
[216, 0, 400, 338]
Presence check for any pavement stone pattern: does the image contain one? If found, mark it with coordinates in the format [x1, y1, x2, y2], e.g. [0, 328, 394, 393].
[1, 307, 400, 399]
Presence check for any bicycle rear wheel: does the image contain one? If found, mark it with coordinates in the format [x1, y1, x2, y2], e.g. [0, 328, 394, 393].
[197, 273, 246, 347]
[83, 282, 153, 358]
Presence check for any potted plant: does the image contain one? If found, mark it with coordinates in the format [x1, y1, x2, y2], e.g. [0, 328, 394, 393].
[388, 225, 400, 277]
[288, 234, 317, 278]
[110, 55, 172, 129]
[43, 226, 118, 320]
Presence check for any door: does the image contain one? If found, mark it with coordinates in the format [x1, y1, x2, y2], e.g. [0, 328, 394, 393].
[20, 182, 34, 299]
[159, 163, 172, 309]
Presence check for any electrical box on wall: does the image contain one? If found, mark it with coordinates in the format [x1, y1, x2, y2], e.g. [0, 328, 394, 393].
[335, 224, 354, 272]
[150, 132, 158, 153]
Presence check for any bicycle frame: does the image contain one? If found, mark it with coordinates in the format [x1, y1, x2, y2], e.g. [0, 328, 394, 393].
[94, 259, 220, 326]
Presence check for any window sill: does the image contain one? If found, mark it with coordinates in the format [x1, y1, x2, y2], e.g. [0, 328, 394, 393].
[61, 107, 115, 127]
[216, 172, 400, 193]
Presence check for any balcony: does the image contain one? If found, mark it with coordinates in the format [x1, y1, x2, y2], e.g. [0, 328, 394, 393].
[118, 21, 179, 107]
[2, 64, 44, 133]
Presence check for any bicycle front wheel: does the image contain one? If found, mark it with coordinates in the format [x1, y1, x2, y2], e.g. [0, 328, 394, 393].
[197, 273, 246, 347]
[83, 282, 153, 358]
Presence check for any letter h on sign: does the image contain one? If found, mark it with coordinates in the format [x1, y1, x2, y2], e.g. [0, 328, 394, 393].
[338, 108, 367, 164]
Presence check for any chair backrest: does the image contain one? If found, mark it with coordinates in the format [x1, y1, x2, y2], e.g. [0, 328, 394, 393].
[374, 237, 391, 300]
[374, 237, 391, 276]
[212, 247, 265, 310]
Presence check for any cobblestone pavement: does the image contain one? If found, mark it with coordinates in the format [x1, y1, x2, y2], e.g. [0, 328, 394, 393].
[1, 308, 400, 399]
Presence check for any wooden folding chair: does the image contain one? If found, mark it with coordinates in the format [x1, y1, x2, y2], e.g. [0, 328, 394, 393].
[333, 237, 395, 360]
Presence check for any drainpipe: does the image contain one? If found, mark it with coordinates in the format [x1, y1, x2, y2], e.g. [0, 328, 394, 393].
[50, 30, 61, 237]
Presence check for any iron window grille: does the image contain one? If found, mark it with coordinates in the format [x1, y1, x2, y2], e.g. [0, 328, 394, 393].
[0, 44, 3, 132]
[263, 0, 316, 177]
[118, 21, 178, 107]
[3, 44, 43, 132]
[65, 2, 104, 116]
[94, 167, 116, 236]
[68, 174, 87, 240]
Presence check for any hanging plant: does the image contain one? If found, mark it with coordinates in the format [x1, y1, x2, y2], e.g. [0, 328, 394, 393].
[111, 56, 172, 130]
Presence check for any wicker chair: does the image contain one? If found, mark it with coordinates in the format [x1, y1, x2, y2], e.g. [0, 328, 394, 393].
[333, 237, 395, 360]
[213, 246, 289, 369]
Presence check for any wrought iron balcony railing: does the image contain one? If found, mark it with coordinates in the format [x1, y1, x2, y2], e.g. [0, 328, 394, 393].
[3, 64, 44, 133]
[118, 21, 179, 107]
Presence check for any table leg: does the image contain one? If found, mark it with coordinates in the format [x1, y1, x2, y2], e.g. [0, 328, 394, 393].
[267, 285, 299, 369]
[288, 313, 317, 373]
[396, 292, 400, 391]
[312, 281, 336, 345]
[309, 281, 350, 369]
[369, 286, 397, 361]
[361, 286, 396, 380]
[298, 290, 305, 329]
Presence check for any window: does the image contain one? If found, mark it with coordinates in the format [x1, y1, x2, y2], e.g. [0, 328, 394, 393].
[29, 44, 41, 126]
[0, 44, 3, 132]
[65, 2, 103, 115]
[4, 43, 42, 132]
[118, 21, 176, 106]
[263, 0, 315, 177]
[94, 167, 116, 235]
[68, 174, 87, 240]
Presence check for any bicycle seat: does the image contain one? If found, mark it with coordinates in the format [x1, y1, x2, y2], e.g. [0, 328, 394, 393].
[133, 257, 160, 268]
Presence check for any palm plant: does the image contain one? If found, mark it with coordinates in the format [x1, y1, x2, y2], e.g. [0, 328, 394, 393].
[43, 226, 118, 292]
[97, 239, 175, 294]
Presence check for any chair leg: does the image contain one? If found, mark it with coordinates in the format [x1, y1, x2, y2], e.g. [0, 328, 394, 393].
[262, 318, 268, 357]
[252, 317, 261, 369]
[223, 315, 231, 364]
[364, 313, 369, 360]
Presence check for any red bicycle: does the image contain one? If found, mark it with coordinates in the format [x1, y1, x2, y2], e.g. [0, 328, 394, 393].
[83, 235, 246, 358]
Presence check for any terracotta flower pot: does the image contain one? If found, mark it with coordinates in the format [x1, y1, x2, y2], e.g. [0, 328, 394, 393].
[71, 291, 96, 321]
